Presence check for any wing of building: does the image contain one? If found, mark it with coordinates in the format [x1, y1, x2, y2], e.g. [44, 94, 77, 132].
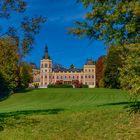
[32, 46, 96, 88]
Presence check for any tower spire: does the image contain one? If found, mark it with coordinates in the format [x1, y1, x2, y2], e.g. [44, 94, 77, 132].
[43, 45, 50, 59]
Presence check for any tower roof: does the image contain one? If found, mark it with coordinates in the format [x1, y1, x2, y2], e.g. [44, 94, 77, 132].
[43, 45, 50, 59]
[86, 59, 95, 65]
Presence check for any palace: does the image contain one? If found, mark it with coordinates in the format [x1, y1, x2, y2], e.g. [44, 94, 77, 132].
[32, 46, 96, 88]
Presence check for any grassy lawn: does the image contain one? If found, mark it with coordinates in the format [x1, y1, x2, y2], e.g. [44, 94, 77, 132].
[0, 88, 139, 140]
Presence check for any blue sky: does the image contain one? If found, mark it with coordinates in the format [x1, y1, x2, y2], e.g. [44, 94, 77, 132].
[2, 0, 107, 68]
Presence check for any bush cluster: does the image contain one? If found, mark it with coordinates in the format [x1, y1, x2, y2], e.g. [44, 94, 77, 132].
[81, 85, 89, 88]
[48, 84, 73, 88]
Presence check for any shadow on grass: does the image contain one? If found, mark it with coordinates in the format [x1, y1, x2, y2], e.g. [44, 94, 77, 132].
[97, 101, 133, 107]
[97, 101, 140, 114]
[16, 88, 34, 94]
[0, 88, 35, 102]
[0, 108, 65, 119]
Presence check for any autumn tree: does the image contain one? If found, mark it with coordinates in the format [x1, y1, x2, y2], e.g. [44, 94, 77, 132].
[119, 43, 140, 97]
[18, 62, 33, 90]
[96, 56, 105, 87]
[0, 37, 19, 92]
[0, 1, 46, 95]
[69, 0, 140, 95]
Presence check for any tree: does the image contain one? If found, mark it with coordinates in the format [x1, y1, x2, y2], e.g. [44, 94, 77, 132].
[18, 62, 33, 89]
[0, 37, 19, 92]
[69, 0, 140, 95]
[0, 72, 9, 97]
[70, 64, 75, 69]
[96, 56, 105, 87]
[70, 0, 139, 45]
[104, 46, 122, 89]
[0, 1, 46, 95]
[119, 44, 140, 97]
[0, 0, 46, 56]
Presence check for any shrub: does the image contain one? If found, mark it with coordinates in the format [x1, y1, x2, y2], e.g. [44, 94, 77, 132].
[48, 84, 73, 88]
[72, 80, 82, 88]
[82, 85, 89, 88]
[99, 79, 105, 88]
[34, 83, 39, 88]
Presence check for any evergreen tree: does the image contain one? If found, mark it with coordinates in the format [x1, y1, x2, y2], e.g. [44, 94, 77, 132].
[104, 46, 122, 89]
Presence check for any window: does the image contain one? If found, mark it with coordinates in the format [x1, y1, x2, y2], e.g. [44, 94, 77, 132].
[61, 76, 63, 79]
[89, 75, 91, 78]
[45, 64, 47, 68]
[45, 70, 47, 72]
[92, 75, 94, 78]
[89, 69, 91, 72]
[85, 75, 87, 78]
[57, 76, 59, 79]
[81, 76, 83, 79]
[77, 76, 79, 79]
[45, 75, 47, 79]
[41, 64, 43, 68]
[92, 69, 94, 72]
[73, 76, 75, 79]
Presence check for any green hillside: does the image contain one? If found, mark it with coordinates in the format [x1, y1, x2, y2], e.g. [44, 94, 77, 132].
[0, 88, 140, 140]
[0, 88, 129, 113]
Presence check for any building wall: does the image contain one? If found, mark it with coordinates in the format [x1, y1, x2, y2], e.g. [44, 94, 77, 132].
[33, 58, 96, 88]
[84, 65, 96, 88]
[40, 59, 52, 87]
